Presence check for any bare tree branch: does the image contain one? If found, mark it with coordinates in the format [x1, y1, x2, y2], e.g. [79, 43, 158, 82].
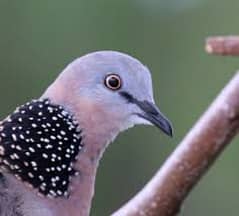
[112, 43, 239, 216]
[206, 36, 239, 55]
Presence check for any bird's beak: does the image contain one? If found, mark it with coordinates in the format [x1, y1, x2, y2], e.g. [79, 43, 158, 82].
[119, 92, 173, 137]
[136, 100, 173, 137]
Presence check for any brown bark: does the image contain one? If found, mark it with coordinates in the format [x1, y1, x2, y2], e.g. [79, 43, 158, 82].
[206, 36, 239, 55]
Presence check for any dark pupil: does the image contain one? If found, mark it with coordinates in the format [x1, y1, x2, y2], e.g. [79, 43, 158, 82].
[108, 77, 119, 88]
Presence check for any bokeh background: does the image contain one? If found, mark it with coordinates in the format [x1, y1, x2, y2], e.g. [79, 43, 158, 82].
[0, 0, 239, 215]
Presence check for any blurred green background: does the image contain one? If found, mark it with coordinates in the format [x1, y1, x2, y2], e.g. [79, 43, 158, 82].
[0, 0, 239, 215]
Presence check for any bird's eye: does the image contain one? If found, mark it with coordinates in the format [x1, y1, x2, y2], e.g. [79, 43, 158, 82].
[104, 74, 122, 90]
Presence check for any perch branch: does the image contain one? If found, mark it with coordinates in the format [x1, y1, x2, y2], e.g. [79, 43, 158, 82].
[112, 59, 239, 215]
[206, 36, 239, 55]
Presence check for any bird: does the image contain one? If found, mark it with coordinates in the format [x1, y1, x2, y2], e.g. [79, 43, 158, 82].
[0, 51, 172, 216]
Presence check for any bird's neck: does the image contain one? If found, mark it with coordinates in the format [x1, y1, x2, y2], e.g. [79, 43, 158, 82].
[52, 136, 109, 216]
[52, 102, 120, 216]
[39, 82, 123, 216]
[41, 137, 106, 216]
[41, 116, 119, 216]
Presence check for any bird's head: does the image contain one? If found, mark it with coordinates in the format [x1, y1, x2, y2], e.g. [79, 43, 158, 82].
[43, 51, 172, 146]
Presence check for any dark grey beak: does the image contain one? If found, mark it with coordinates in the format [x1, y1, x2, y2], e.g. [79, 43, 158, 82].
[136, 100, 173, 137]
[119, 92, 173, 137]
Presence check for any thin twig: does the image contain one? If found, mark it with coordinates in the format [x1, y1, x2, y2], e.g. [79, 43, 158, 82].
[112, 72, 239, 215]
[206, 36, 239, 55]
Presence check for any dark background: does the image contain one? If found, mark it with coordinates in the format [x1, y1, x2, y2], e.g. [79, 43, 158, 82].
[0, 1, 238, 215]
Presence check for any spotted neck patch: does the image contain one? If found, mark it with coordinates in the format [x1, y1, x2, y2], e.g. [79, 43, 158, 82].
[0, 99, 83, 198]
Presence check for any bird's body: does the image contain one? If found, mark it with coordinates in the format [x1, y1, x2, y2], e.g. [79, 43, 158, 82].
[0, 51, 172, 216]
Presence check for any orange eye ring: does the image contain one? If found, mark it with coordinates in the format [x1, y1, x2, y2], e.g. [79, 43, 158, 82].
[104, 74, 122, 90]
